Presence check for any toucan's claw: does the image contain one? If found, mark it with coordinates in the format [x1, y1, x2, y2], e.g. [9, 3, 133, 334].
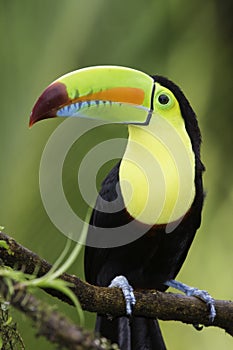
[165, 279, 216, 322]
[109, 275, 136, 315]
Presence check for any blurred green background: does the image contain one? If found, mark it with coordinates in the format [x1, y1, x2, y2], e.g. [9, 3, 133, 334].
[1, 0, 233, 349]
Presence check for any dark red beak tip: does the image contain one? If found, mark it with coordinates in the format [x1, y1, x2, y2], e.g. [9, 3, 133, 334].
[29, 81, 69, 127]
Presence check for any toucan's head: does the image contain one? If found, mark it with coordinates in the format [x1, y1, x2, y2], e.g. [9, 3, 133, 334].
[29, 65, 201, 162]
[30, 66, 204, 227]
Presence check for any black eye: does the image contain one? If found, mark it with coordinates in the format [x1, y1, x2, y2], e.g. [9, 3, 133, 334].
[158, 94, 170, 105]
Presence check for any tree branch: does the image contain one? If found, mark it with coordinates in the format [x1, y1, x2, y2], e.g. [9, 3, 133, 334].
[0, 277, 117, 350]
[0, 231, 233, 336]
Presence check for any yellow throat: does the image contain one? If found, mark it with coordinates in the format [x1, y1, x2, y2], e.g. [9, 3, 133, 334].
[119, 85, 196, 225]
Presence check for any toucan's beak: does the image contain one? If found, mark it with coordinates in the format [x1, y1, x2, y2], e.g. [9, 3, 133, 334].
[29, 66, 154, 127]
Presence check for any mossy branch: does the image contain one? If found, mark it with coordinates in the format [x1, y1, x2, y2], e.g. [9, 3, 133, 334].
[0, 230, 233, 338]
[0, 277, 117, 350]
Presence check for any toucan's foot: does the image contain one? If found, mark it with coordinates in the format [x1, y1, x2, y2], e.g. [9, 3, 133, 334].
[165, 279, 216, 322]
[109, 275, 136, 315]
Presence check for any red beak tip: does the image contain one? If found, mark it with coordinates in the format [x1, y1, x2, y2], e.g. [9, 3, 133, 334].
[29, 116, 33, 127]
[29, 81, 69, 128]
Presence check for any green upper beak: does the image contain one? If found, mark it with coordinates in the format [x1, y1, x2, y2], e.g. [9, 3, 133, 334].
[29, 66, 154, 127]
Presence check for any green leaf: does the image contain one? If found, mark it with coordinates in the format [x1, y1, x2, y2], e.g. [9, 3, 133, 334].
[0, 240, 9, 250]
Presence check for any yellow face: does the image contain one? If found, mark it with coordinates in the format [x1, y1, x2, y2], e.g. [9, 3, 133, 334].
[153, 84, 182, 123]
[119, 83, 196, 227]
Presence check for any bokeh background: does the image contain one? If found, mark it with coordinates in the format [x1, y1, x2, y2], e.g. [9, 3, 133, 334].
[1, 0, 233, 349]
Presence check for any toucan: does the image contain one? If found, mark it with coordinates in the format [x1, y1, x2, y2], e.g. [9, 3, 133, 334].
[30, 66, 215, 349]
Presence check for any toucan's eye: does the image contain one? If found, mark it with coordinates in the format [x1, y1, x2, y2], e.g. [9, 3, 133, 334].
[155, 92, 174, 110]
[158, 94, 170, 105]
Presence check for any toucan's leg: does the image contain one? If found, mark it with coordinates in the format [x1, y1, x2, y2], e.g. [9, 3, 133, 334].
[109, 275, 136, 315]
[165, 279, 216, 322]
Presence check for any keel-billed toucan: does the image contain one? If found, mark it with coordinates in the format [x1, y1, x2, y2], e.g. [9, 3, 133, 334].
[30, 66, 215, 349]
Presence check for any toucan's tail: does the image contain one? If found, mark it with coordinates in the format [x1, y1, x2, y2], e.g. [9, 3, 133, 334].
[96, 315, 166, 349]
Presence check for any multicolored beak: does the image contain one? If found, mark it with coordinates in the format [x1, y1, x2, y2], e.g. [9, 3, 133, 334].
[29, 66, 154, 127]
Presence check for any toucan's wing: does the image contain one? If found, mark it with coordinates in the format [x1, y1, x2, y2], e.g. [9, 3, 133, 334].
[84, 162, 131, 285]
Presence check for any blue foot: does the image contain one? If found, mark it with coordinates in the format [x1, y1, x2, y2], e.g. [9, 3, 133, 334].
[109, 275, 136, 315]
[165, 279, 216, 322]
